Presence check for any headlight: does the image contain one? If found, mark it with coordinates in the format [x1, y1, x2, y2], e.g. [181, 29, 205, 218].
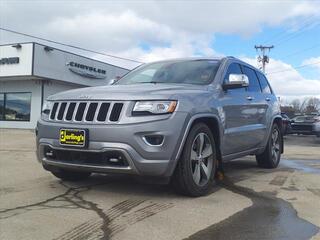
[42, 101, 53, 114]
[132, 101, 177, 115]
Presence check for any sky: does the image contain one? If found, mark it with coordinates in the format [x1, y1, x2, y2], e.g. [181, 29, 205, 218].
[0, 0, 320, 102]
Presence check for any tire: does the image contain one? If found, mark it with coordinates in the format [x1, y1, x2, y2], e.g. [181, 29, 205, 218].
[172, 123, 217, 197]
[50, 169, 91, 181]
[256, 123, 282, 169]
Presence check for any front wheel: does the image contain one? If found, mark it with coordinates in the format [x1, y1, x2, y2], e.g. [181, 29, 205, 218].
[172, 123, 217, 197]
[256, 123, 282, 168]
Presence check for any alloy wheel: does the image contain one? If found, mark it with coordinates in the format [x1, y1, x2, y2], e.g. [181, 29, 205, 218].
[271, 128, 280, 163]
[190, 132, 214, 186]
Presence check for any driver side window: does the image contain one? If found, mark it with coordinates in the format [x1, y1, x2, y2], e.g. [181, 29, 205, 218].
[224, 63, 246, 93]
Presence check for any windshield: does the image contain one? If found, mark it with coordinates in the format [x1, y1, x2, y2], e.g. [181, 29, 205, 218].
[116, 60, 220, 85]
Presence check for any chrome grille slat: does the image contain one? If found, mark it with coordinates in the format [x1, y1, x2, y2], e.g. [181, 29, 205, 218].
[106, 102, 115, 123]
[62, 102, 70, 121]
[71, 102, 80, 121]
[57, 102, 67, 120]
[97, 102, 110, 122]
[93, 102, 102, 122]
[82, 103, 90, 122]
[50, 102, 59, 120]
[65, 102, 76, 121]
[75, 102, 87, 122]
[48, 101, 124, 124]
[55, 102, 62, 121]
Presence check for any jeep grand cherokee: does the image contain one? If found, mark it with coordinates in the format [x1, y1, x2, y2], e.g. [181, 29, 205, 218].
[36, 57, 283, 196]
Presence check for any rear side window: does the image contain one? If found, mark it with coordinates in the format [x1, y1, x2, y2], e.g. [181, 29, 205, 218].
[224, 63, 246, 93]
[256, 71, 272, 94]
[242, 66, 262, 92]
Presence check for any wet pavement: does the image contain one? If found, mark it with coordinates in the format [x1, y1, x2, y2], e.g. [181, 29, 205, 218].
[281, 159, 320, 174]
[187, 176, 319, 240]
[0, 129, 320, 240]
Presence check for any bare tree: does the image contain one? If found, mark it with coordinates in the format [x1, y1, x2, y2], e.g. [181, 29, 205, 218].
[288, 97, 320, 115]
[291, 99, 301, 113]
[305, 97, 320, 114]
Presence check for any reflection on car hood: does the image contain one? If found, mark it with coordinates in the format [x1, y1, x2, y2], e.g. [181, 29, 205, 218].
[47, 83, 208, 101]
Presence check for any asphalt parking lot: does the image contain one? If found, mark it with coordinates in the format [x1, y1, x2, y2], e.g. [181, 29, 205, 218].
[0, 129, 320, 240]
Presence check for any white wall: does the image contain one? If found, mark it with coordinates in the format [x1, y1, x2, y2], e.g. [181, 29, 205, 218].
[43, 80, 84, 101]
[0, 79, 41, 129]
[0, 43, 33, 77]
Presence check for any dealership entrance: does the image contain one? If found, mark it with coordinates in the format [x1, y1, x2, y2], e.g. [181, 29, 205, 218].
[0, 42, 130, 129]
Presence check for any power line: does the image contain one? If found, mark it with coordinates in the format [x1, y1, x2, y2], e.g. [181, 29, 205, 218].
[263, 14, 317, 45]
[266, 61, 320, 75]
[0, 27, 144, 64]
[282, 43, 320, 59]
[274, 21, 320, 47]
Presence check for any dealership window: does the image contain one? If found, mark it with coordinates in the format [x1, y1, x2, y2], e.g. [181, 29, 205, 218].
[0, 93, 32, 121]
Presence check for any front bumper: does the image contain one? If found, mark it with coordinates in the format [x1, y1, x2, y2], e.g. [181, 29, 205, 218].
[291, 123, 315, 135]
[36, 112, 189, 177]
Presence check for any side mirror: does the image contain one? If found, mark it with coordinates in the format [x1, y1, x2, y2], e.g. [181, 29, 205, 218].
[109, 76, 122, 85]
[223, 74, 249, 90]
[109, 79, 117, 85]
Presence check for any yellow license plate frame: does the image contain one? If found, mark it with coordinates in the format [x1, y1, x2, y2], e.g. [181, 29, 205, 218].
[59, 129, 87, 147]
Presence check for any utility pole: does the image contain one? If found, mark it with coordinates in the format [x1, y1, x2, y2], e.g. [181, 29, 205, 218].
[254, 45, 274, 73]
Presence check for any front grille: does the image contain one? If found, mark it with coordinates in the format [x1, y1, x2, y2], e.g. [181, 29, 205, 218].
[49, 101, 124, 123]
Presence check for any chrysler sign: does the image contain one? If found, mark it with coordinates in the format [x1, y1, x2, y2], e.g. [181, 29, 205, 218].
[66, 61, 106, 79]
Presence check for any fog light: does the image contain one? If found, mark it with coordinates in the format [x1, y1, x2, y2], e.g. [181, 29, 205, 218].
[109, 157, 120, 163]
[44, 148, 55, 159]
[143, 135, 164, 146]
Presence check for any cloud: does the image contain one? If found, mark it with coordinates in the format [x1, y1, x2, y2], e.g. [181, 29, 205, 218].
[1, 1, 319, 51]
[241, 57, 320, 100]
[1, 0, 319, 99]
[302, 56, 320, 72]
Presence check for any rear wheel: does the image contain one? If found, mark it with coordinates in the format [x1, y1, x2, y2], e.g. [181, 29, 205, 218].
[256, 123, 282, 168]
[172, 123, 217, 197]
[50, 169, 91, 181]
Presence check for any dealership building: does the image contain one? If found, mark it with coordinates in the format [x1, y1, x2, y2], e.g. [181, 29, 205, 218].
[0, 42, 131, 129]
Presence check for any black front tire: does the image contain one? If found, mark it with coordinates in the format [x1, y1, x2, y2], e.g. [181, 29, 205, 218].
[256, 123, 282, 169]
[172, 123, 217, 197]
[50, 169, 91, 181]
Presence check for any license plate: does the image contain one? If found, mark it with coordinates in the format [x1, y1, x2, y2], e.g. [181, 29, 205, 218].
[59, 129, 87, 147]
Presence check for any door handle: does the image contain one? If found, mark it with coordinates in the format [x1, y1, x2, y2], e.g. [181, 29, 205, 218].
[265, 97, 271, 102]
[246, 96, 254, 101]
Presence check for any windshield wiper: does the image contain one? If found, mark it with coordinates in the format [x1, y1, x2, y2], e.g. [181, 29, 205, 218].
[138, 81, 167, 84]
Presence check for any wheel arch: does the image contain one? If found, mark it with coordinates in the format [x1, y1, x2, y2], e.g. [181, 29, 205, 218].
[169, 114, 223, 177]
[272, 116, 284, 154]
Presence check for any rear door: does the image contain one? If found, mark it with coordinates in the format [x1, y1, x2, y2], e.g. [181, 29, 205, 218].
[241, 66, 269, 148]
[256, 71, 275, 139]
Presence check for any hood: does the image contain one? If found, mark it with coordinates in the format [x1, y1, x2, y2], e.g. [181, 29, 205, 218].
[47, 83, 209, 101]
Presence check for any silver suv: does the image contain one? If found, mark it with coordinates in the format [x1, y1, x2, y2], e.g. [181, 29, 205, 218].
[36, 57, 283, 196]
